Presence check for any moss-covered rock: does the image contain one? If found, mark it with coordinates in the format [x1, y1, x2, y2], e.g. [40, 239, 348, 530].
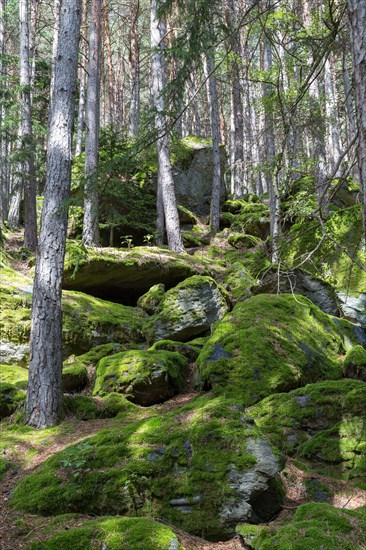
[237, 502, 366, 549]
[74, 343, 127, 366]
[0, 364, 28, 389]
[62, 363, 89, 393]
[11, 395, 283, 540]
[197, 294, 351, 405]
[63, 244, 211, 304]
[28, 516, 182, 550]
[93, 349, 188, 405]
[223, 261, 255, 303]
[137, 284, 165, 315]
[143, 276, 230, 344]
[64, 393, 139, 420]
[228, 234, 261, 249]
[0, 267, 147, 363]
[0, 382, 25, 419]
[343, 345, 366, 381]
[250, 379, 366, 485]
[149, 340, 200, 362]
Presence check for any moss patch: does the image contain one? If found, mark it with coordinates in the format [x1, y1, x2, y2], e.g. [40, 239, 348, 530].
[11, 394, 282, 540]
[93, 349, 188, 405]
[237, 502, 366, 549]
[28, 516, 181, 550]
[0, 382, 25, 419]
[250, 379, 366, 485]
[197, 294, 346, 405]
[0, 364, 29, 389]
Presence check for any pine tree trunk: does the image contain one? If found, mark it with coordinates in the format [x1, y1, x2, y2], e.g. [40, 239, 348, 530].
[129, 1, 140, 138]
[26, 0, 82, 429]
[103, 0, 116, 127]
[20, 0, 38, 251]
[151, 0, 184, 253]
[75, 0, 87, 157]
[0, 0, 6, 223]
[50, 0, 61, 104]
[206, 51, 221, 234]
[82, 0, 102, 245]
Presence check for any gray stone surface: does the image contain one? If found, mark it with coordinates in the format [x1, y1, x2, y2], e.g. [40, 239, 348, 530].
[0, 342, 29, 366]
[144, 276, 230, 343]
[337, 292, 366, 328]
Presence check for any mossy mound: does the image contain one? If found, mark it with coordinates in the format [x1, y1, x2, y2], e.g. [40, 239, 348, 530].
[149, 340, 200, 362]
[0, 268, 147, 363]
[197, 294, 350, 405]
[64, 393, 138, 420]
[93, 349, 188, 405]
[74, 343, 127, 366]
[343, 345, 366, 382]
[0, 382, 25, 419]
[137, 283, 165, 315]
[283, 205, 366, 294]
[143, 276, 230, 344]
[237, 502, 366, 549]
[228, 234, 261, 249]
[63, 244, 211, 304]
[0, 364, 28, 389]
[62, 363, 88, 393]
[250, 379, 366, 485]
[11, 395, 283, 540]
[223, 261, 255, 303]
[28, 516, 182, 550]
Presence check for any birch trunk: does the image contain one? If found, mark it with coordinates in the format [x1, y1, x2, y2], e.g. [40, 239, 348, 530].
[82, 0, 102, 245]
[26, 0, 82, 429]
[19, 0, 38, 251]
[151, 0, 183, 253]
[347, 0, 366, 241]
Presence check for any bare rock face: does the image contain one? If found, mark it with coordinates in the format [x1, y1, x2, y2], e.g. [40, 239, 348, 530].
[143, 276, 230, 344]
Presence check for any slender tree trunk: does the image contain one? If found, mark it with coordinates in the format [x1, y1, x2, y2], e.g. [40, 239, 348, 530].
[129, 0, 140, 138]
[261, 37, 280, 262]
[50, 0, 61, 104]
[206, 51, 221, 234]
[103, 0, 116, 127]
[26, 0, 82, 429]
[0, 0, 7, 223]
[324, 57, 342, 173]
[75, 0, 87, 157]
[82, 0, 102, 245]
[19, 0, 38, 251]
[347, 0, 366, 242]
[151, 0, 184, 253]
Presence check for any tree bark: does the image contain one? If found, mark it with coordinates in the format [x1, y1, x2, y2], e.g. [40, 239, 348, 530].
[347, 0, 366, 242]
[151, 0, 184, 253]
[26, 0, 82, 429]
[129, 0, 140, 137]
[19, 0, 38, 251]
[82, 0, 102, 245]
[206, 50, 222, 234]
[75, 0, 87, 157]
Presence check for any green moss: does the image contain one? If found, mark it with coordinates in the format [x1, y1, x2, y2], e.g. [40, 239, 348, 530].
[283, 205, 366, 293]
[62, 363, 88, 393]
[11, 395, 278, 539]
[223, 261, 255, 302]
[237, 503, 366, 549]
[93, 349, 187, 401]
[28, 516, 181, 550]
[0, 364, 28, 389]
[0, 456, 8, 479]
[228, 234, 261, 249]
[0, 382, 25, 419]
[250, 379, 366, 484]
[137, 284, 165, 315]
[197, 294, 345, 405]
[149, 340, 200, 362]
[75, 343, 126, 365]
[344, 345, 366, 368]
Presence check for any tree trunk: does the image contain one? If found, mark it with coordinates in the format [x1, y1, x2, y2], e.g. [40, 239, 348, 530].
[347, 0, 366, 242]
[50, 0, 61, 104]
[206, 51, 221, 234]
[129, 0, 140, 138]
[82, 0, 102, 246]
[103, 0, 116, 127]
[151, 0, 184, 253]
[19, 0, 38, 251]
[26, 0, 82, 429]
[75, 0, 87, 157]
[0, 0, 7, 223]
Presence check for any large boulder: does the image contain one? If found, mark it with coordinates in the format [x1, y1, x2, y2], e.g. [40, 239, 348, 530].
[0, 267, 147, 363]
[11, 395, 284, 540]
[250, 379, 366, 485]
[93, 349, 188, 405]
[143, 276, 230, 344]
[252, 268, 339, 316]
[63, 244, 211, 304]
[196, 294, 364, 405]
[172, 136, 226, 216]
[337, 291, 366, 328]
